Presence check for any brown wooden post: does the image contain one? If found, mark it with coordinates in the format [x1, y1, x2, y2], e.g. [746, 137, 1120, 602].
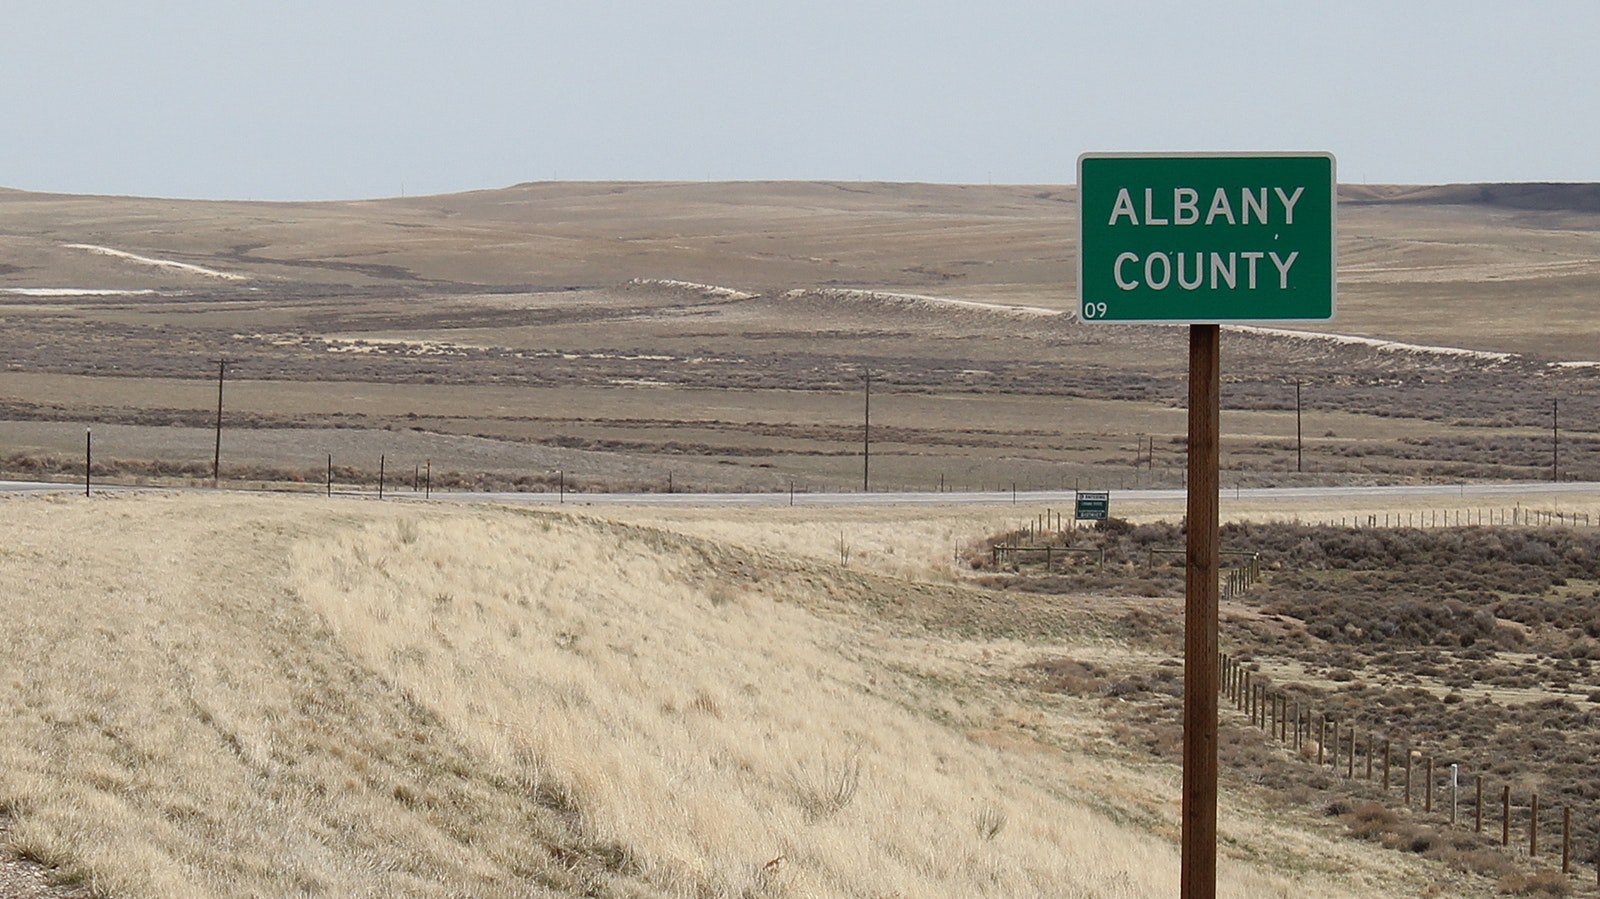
[1563, 806, 1571, 873]
[1404, 749, 1413, 806]
[1366, 732, 1374, 780]
[1180, 323, 1221, 899]
[1347, 727, 1355, 778]
[1531, 792, 1539, 857]
[1318, 715, 1326, 765]
[1502, 785, 1510, 847]
[1382, 739, 1391, 789]
[1424, 758, 1433, 812]
[1475, 775, 1483, 833]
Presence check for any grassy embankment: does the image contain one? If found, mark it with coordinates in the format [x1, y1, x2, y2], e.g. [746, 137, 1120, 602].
[0, 491, 1477, 897]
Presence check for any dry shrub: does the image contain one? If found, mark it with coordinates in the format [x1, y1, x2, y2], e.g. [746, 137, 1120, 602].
[1344, 801, 1401, 840]
[1497, 870, 1571, 896]
[1026, 657, 1108, 695]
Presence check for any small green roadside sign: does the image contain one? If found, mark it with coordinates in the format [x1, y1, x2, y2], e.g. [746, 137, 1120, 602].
[1075, 490, 1110, 521]
[1078, 152, 1335, 323]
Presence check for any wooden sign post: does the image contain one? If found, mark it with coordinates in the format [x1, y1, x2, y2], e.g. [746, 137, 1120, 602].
[1183, 322, 1221, 894]
[1079, 152, 1335, 899]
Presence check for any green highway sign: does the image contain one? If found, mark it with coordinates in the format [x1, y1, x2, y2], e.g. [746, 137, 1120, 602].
[1077, 152, 1335, 323]
[1075, 490, 1110, 521]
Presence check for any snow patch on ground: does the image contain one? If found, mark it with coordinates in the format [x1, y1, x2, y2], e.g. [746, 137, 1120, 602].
[631, 278, 756, 300]
[1, 287, 158, 296]
[789, 288, 1062, 318]
[65, 244, 249, 281]
[1227, 325, 1516, 362]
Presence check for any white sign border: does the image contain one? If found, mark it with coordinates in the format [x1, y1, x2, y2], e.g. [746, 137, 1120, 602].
[1075, 150, 1337, 325]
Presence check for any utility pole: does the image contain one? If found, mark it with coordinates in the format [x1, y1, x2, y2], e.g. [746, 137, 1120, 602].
[862, 368, 871, 493]
[212, 359, 228, 488]
[1295, 379, 1304, 473]
[1552, 397, 1560, 482]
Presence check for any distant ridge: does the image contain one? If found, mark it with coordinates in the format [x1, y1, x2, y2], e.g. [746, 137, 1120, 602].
[4, 180, 1599, 211]
[1341, 182, 1600, 213]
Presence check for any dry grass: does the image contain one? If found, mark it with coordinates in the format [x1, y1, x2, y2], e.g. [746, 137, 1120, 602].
[0, 491, 1473, 897]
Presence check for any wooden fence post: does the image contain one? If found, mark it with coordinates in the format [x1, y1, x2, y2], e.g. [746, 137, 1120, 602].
[1382, 739, 1391, 790]
[1347, 727, 1355, 779]
[1502, 785, 1510, 847]
[1424, 758, 1433, 812]
[1319, 716, 1326, 766]
[1404, 749, 1412, 806]
[1563, 806, 1571, 873]
[1531, 792, 1539, 857]
[1366, 733, 1374, 780]
[1475, 775, 1483, 833]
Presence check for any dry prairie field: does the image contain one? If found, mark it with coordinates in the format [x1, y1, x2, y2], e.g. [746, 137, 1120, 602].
[2, 181, 1600, 492]
[5, 181, 1600, 897]
[0, 490, 1539, 898]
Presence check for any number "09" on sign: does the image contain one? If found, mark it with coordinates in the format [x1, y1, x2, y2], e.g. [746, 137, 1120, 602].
[1082, 302, 1108, 319]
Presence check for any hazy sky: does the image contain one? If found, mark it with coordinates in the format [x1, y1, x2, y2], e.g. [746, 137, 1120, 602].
[3, 1, 1596, 200]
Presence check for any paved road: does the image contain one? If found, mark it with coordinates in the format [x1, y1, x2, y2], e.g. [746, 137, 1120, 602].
[435, 480, 1600, 507]
[0, 479, 101, 495]
[5, 479, 1599, 508]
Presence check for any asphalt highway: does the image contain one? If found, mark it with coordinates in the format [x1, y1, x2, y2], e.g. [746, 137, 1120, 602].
[7, 479, 1600, 508]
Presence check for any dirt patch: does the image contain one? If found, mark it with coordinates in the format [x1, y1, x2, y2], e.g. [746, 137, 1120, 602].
[0, 816, 89, 899]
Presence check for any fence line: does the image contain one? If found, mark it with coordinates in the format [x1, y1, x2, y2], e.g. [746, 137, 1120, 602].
[1220, 651, 1593, 884]
[1285, 508, 1595, 529]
